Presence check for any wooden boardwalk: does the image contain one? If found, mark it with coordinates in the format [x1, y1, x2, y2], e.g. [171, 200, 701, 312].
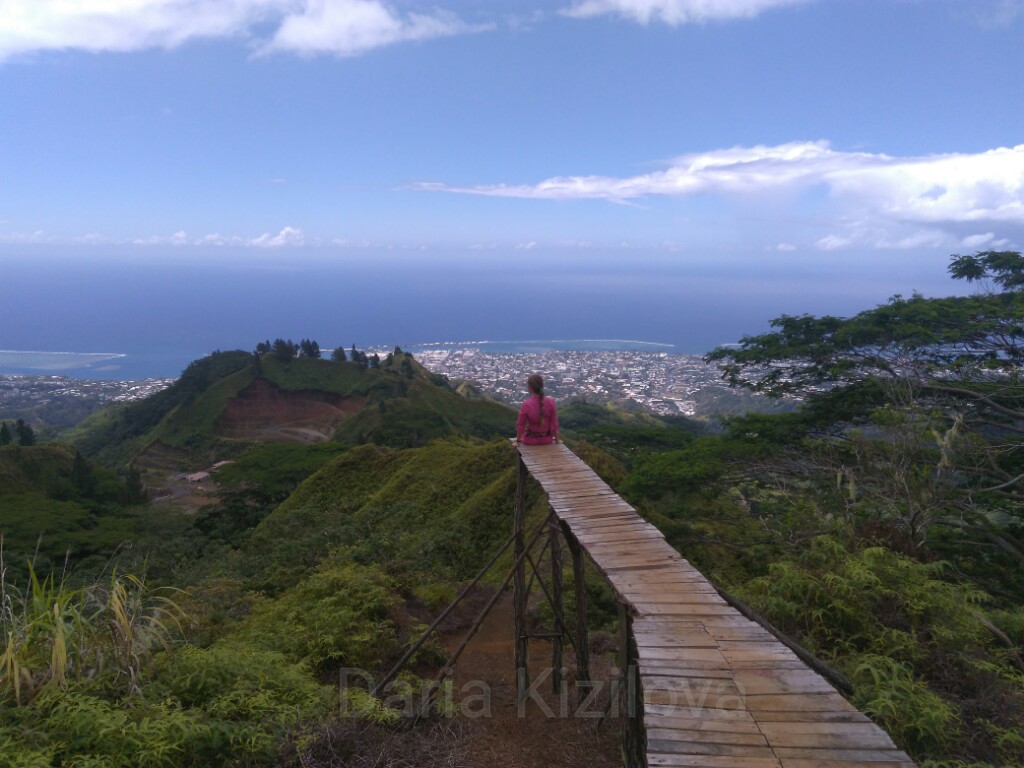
[514, 441, 916, 768]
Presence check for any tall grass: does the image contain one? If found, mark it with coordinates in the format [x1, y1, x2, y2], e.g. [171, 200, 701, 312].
[0, 541, 183, 704]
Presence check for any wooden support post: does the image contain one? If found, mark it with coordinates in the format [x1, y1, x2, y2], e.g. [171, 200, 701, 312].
[514, 454, 529, 700]
[562, 522, 591, 698]
[618, 604, 646, 768]
[549, 515, 563, 695]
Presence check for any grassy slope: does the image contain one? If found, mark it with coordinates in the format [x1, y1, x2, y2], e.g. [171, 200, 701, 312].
[233, 438, 520, 592]
[67, 350, 256, 466]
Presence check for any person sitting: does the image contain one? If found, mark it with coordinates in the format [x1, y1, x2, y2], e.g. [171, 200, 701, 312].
[515, 373, 559, 445]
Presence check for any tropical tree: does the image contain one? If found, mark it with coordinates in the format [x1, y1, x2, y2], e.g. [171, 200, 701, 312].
[708, 251, 1024, 553]
[298, 339, 321, 358]
[272, 338, 297, 362]
[351, 344, 368, 368]
[14, 419, 35, 447]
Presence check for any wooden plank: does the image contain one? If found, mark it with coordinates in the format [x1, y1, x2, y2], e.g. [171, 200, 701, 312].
[536, 479, 603, 490]
[579, 530, 668, 544]
[781, 761, 913, 768]
[556, 503, 638, 517]
[560, 516, 641, 529]
[647, 708, 761, 724]
[569, 525, 657, 538]
[642, 676, 746, 703]
[720, 647, 801, 664]
[593, 547, 679, 560]
[611, 579, 713, 591]
[549, 493, 623, 504]
[629, 593, 729, 605]
[587, 546, 681, 561]
[639, 663, 734, 679]
[642, 674, 744, 691]
[646, 728, 769, 747]
[643, 715, 763, 735]
[548, 488, 622, 500]
[645, 691, 748, 710]
[647, 739, 777, 758]
[639, 616, 759, 630]
[573, 520, 659, 536]
[731, 669, 839, 696]
[609, 565, 706, 579]
[744, 693, 858, 713]
[752, 710, 871, 724]
[556, 506, 633, 518]
[698, 616, 770, 628]
[575, 536, 667, 550]
[702, 626, 776, 642]
[634, 633, 719, 649]
[647, 756, 780, 768]
[632, 604, 738, 617]
[598, 558, 684, 573]
[634, 651, 733, 667]
[561, 518, 642, 532]
[548, 481, 618, 493]
[773, 748, 914, 762]
[759, 722, 898, 750]
[588, 549, 674, 563]
[753, 712, 872, 724]
[728, 660, 815, 671]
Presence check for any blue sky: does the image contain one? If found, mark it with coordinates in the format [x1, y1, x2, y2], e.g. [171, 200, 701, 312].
[1, 0, 1024, 366]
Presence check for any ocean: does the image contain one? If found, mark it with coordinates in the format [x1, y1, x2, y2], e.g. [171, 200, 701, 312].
[1, 246, 962, 380]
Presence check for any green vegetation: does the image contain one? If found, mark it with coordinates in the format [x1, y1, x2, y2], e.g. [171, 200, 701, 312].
[0, 566, 332, 768]
[0, 444, 143, 579]
[4, 285, 1024, 767]
[1, 436, 528, 766]
[233, 439, 518, 591]
[68, 348, 513, 468]
[66, 350, 255, 466]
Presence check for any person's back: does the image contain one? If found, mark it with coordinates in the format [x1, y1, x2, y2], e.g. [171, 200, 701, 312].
[516, 374, 559, 445]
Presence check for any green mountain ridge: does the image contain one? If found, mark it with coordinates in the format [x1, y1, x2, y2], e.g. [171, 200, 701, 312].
[67, 349, 515, 469]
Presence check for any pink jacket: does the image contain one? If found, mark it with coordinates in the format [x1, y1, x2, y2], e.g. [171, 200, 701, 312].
[516, 395, 559, 445]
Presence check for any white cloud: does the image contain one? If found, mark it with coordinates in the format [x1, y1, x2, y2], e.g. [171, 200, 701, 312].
[774, 242, 796, 251]
[132, 227, 303, 247]
[261, 0, 491, 57]
[964, 0, 1024, 28]
[562, 0, 806, 25]
[0, 0, 483, 62]
[248, 226, 305, 247]
[0, 229, 54, 243]
[0, 0, 281, 60]
[420, 142, 1024, 221]
[962, 232, 995, 248]
[815, 234, 851, 251]
[419, 141, 1024, 250]
[200, 233, 245, 246]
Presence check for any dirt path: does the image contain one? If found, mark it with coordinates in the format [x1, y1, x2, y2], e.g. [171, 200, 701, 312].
[443, 594, 623, 768]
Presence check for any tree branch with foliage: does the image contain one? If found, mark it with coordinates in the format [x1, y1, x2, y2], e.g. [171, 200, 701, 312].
[707, 251, 1024, 543]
